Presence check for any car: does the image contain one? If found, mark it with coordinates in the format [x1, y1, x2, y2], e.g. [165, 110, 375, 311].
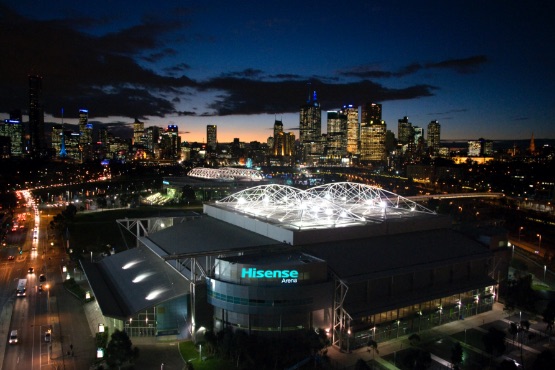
[44, 330, 51, 342]
[38, 284, 43, 292]
[7, 256, 14, 261]
[9, 330, 18, 344]
[28, 267, 34, 274]
[39, 274, 46, 282]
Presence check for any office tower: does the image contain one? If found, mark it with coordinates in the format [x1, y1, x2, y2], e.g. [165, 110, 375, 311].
[133, 119, 145, 145]
[326, 110, 347, 161]
[272, 119, 284, 155]
[78, 109, 93, 161]
[160, 125, 181, 159]
[0, 114, 23, 157]
[28, 74, 45, 157]
[360, 120, 387, 161]
[427, 120, 441, 156]
[397, 116, 413, 145]
[344, 104, 360, 155]
[299, 90, 322, 163]
[468, 138, 493, 157]
[51, 125, 63, 156]
[144, 126, 161, 152]
[299, 90, 321, 142]
[207, 125, 217, 151]
[361, 103, 382, 124]
[413, 126, 425, 154]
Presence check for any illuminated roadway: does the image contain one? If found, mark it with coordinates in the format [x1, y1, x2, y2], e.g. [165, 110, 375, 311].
[1, 195, 52, 370]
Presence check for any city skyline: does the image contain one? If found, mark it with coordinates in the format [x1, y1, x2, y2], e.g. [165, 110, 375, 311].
[1, 1, 554, 143]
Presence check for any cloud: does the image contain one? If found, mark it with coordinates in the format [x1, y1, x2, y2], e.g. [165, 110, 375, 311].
[339, 56, 487, 78]
[0, 4, 436, 121]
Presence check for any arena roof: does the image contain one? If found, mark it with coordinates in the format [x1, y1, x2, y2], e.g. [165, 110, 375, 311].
[187, 167, 264, 181]
[81, 245, 189, 319]
[214, 182, 435, 230]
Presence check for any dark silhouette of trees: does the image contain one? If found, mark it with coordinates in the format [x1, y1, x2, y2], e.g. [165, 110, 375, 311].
[104, 329, 139, 369]
[450, 342, 463, 369]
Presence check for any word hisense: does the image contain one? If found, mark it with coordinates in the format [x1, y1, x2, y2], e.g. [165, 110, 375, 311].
[241, 268, 298, 283]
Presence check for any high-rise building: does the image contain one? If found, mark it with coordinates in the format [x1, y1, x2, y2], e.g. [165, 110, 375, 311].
[299, 91, 322, 163]
[361, 103, 382, 124]
[344, 105, 360, 155]
[299, 91, 321, 142]
[468, 138, 493, 157]
[427, 120, 441, 156]
[397, 116, 413, 145]
[207, 125, 217, 151]
[160, 125, 181, 159]
[78, 109, 93, 161]
[133, 119, 145, 146]
[0, 112, 23, 157]
[272, 119, 284, 156]
[326, 110, 347, 161]
[360, 120, 387, 161]
[28, 74, 45, 157]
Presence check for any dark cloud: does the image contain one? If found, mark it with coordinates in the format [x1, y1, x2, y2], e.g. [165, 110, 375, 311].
[0, 5, 194, 119]
[221, 69, 265, 78]
[202, 78, 436, 115]
[425, 56, 488, 74]
[339, 56, 487, 78]
[0, 4, 436, 121]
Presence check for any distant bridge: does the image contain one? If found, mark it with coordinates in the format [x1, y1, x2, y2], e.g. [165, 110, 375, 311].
[407, 192, 505, 201]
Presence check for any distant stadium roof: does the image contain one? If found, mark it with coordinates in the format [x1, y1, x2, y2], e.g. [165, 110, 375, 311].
[187, 167, 264, 181]
[214, 182, 435, 230]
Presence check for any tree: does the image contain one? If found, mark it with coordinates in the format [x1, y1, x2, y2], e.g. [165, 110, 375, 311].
[508, 322, 518, 348]
[450, 342, 463, 369]
[105, 329, 139, 369]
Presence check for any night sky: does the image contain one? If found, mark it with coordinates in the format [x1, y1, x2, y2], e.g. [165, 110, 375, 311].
[1, 1, 554, 143]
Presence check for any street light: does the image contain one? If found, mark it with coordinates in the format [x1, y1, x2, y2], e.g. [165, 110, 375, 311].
[537, 234, 542, 255]
[518, 227, 524, 241]
[544, 265, 547, 282]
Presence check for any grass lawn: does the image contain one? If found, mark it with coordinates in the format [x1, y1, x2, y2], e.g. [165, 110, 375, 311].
[178, 341, 232, 369]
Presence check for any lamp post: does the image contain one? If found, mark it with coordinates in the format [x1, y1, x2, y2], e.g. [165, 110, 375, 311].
[396, 320, 401, 338]
[518, 227, 524, 241]
[537, 234, 542, 255]
[544, 265, 547, 282]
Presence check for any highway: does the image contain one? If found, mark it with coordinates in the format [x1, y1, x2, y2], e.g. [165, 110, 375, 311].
[1, 192, 53, 369]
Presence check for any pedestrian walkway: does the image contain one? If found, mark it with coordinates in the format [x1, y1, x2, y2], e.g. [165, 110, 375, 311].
[325, 302, 511, 369]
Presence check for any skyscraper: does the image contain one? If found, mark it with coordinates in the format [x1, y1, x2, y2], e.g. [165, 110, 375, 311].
[427, 120, 441, 156]
[326, 110, 347, 161]
[344, 104, 360, 155]
[361, 103, 382, 124]
[28, 74, 45, 157]
[207, 125, 217, 151]
[272, 119, 284, 156]
[299, 90, 322, 163]
[397, 116, 413, 145]
[133, 119, 145, 146]
[360, 120, 387, 161]
[79, 109, 93, 162]
[0, 110, 23, 157]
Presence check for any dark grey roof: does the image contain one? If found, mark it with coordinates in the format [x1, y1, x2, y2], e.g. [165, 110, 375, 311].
[147, 215, 283, 256]
[303, 228, 492, 282]
[81, 245, 189, 318]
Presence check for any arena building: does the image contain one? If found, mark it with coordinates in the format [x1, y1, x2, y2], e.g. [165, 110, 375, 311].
[81, 182, 509, 350]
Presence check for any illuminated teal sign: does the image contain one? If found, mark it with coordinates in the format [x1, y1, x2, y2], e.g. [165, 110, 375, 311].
[241, 268, 298, 283]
